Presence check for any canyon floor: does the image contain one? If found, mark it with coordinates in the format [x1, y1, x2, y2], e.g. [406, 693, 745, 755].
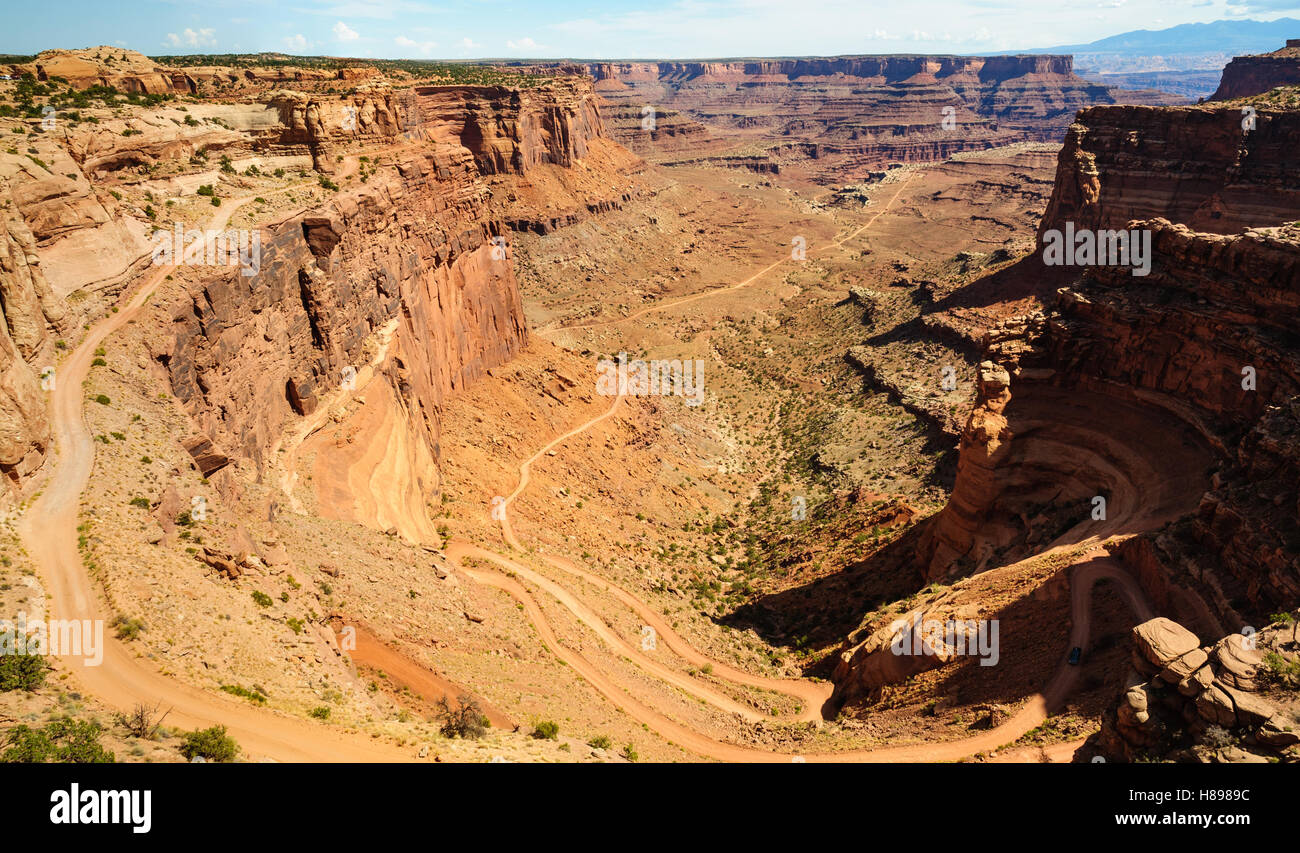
[4, 54, 1294, 766]
[9, 136, 1124, 762]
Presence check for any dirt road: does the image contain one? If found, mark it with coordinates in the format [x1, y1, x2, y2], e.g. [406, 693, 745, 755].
[17, 186, 411, 762]
[451, 169, 1152, 761]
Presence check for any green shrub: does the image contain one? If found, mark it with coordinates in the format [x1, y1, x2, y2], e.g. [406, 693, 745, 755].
[587, 734, 612, 750]
[92, 394, 110, 405]
[620, 743, 639, 762]
[0, 717, 114, 763]
[129, 496, 151, 509]
[0, 651, 47, 692]
[180, 725, 239, 762]
[111, 615, 145, 640]
[530, 720, 559, 740]
[220, 684, 266, 704]
[251, 590, 273, 607]
[1262, 651, 1300, 689]
[309, 706, 331, 720]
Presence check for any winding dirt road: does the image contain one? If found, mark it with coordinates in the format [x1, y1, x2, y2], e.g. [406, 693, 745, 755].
[17, 185, 410, 762]
[444, 170, 1158, 761]
[15, 157, 1159, 763]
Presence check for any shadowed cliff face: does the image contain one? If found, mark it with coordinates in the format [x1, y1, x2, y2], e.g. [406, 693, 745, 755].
[918, 104, 1300, 634]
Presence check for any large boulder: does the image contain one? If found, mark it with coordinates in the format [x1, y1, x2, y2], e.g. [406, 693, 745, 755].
[1132, 618, 1201, 675]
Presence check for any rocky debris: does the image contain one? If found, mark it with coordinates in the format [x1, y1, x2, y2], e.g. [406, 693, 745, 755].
[1088, 616, 1300, 762]
[181, 435, 231, 478]
[830, 591, 990, 706]
[847, 286, 881, 319]
[195, 546, 263, 581]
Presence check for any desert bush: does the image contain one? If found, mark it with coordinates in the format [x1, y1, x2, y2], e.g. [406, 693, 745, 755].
[435, 695, 488, 739]
[111, 615, 145, 640]
[180, 725, 239, 762]
[1, 717, 114, 763]
[0, 651, 47, 692]
[530, 720, 559, 740]
[118, 702, 169, 739]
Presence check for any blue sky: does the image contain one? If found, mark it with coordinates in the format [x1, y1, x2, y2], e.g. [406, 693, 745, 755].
[2, 0, 1298, 59]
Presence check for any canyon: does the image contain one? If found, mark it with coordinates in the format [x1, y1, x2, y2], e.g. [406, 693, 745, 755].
[582, 55, 1182, 183]
[1, 41, 1299, 766]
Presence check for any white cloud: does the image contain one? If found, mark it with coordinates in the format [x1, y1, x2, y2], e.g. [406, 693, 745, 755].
[164, 28, 217, 49]
[297, 0, 439, 19]
[506, 37, 544, 51]
[395, 35, 438, 55]
[334, 21, 360, 41]
[283, 34, 309, 51]
[460, 37, 481, 51]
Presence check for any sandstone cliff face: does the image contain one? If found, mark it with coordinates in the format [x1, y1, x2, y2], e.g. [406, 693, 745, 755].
[1045, 222, 1300, 629]
[588, 54, 1181, 180]
[918, 106, 1300, 623]
[1210, 43, 1300, 101]
[156, 145, 526, 481]
[1039, 105, 1300, 236]
[0, 216, 64, 492]
[148, 81, 617, 528]
[8, 47, 194, 95]
[410, 80, 606, 175]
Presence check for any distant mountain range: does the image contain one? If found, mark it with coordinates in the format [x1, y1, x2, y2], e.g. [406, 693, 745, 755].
[1003, 17, 1300, 73]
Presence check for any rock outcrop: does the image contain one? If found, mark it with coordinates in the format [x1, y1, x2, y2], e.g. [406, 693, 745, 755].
[7, 47, 194, 95]
[1210, 40, 1300, 101]
[0, 215, 65, 494]
[1086, 616, 1300, 763]
[1039, 104, 1300, 236]
[913, 100, 1300, 627]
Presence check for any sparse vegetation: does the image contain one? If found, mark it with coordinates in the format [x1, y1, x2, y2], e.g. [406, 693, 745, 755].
[179, 725, 239, 762]
[0, 717, 114, 763]
[530, 720, 559, 740]
[435, 695, 489, 739]
[0, 651, 47, 692]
